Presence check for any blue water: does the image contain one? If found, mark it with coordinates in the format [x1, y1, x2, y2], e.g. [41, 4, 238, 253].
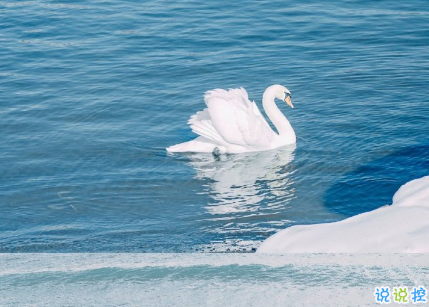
[1, 0, 428, 252]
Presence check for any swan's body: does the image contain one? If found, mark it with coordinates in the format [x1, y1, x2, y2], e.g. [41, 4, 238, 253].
[166, 84, 296, 154]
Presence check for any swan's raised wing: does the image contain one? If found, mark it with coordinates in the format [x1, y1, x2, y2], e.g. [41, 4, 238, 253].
[189, 88, 275, 148]
[188, 108, 226, 145]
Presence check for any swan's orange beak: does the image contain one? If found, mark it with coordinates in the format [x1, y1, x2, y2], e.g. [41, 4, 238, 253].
[285, 96, 294, 108]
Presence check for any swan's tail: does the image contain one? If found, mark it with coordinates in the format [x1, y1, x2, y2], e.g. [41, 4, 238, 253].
[166, 137, 217, 153]
[166, 142, 190, 153]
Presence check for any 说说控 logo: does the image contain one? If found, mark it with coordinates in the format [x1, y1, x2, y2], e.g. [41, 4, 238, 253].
[374, 286, 427, 304]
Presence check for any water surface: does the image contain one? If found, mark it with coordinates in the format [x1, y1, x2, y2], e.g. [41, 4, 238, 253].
[1, 0, 428, 252]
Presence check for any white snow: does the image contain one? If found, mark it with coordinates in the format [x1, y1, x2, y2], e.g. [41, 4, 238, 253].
[258, 176, 429, 253]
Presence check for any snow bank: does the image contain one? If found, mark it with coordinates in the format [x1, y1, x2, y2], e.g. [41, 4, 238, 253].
[258, 176, 429, 253]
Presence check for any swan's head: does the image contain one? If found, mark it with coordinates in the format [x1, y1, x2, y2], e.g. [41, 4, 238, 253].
[270, 84, 294, 108]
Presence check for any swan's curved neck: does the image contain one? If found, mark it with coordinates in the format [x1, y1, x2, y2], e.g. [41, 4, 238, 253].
[262, 90, 295, 139]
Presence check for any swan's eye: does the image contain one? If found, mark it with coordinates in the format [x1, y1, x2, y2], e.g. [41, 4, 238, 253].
[285, 92, 291, 98]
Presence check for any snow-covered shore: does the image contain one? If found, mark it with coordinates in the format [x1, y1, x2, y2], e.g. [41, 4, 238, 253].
[258, 176, 429, 253]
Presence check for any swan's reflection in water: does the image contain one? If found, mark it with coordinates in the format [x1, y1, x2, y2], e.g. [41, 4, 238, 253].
[187, 145, 297, 249]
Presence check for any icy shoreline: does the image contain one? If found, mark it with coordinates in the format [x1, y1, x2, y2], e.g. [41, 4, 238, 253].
[258, 176, 429, 253]
[1, 254, 429, 307]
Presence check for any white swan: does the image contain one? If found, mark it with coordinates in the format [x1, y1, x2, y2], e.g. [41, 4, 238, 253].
[166, 84, 296, 154]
